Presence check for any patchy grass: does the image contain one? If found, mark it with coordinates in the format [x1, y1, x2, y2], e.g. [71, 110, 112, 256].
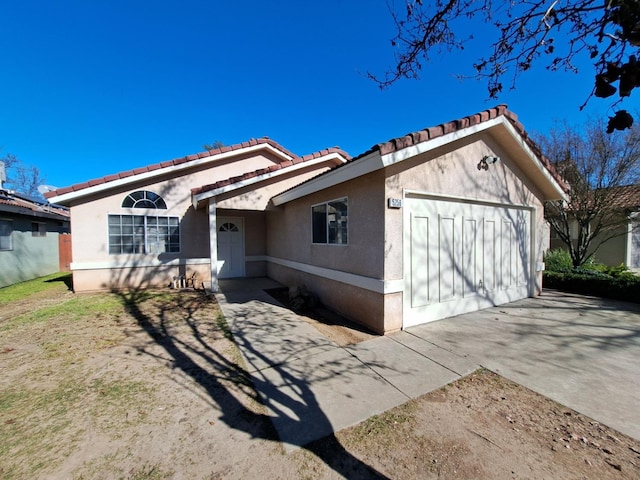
[347, 401, 416, 442]
[0, 272, 72, 302]
[0, 283, 243, 479]
[2, 294, 126, 331]
[0, 380, 87, 479]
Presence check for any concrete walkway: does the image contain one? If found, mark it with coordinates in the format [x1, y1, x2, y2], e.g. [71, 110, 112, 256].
[216, 278, 640, 450]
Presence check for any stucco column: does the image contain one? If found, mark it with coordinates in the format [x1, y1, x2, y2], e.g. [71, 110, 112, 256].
[209, 198, 219, 292]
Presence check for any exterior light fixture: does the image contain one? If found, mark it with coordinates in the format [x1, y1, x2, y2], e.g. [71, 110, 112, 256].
[477, 155, 500, 171]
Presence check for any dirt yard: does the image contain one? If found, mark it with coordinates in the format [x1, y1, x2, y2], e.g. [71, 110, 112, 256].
[1, 276, 639, 479]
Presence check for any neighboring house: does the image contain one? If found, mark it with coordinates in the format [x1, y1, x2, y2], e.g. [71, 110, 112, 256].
[0, 189, 71, 288]
[549, 183, 640, 268]
[46, 105, 566, 334]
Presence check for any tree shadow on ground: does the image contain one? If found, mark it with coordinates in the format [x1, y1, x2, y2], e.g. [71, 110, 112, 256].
[45, 273, 73, 291]
[116, 288, 389, 479]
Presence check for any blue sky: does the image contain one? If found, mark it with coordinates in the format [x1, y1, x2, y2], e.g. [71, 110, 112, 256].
[0, 1, 632, 189]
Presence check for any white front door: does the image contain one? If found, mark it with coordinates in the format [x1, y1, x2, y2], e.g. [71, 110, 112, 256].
[404, 196, 532, 328]
[217, 217, 245, 278]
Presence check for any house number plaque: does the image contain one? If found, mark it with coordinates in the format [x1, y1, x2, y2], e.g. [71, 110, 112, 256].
[388, 198, 402, 209]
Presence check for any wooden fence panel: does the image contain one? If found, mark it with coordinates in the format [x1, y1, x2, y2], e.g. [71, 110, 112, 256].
[59, 234, 72, 272]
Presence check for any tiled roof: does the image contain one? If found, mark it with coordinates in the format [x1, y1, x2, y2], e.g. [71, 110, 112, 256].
[0, 190, 70, 218]
[44, 137, 348, 199]
[605, 184, 640, 210]
[274, 105, 567, 198]
[45, 105, 564, 202]
[191, 146, 349, 196]
[369, 104, 564, 187]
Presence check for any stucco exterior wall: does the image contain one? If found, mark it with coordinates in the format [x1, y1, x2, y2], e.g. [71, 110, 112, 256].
[67, 150, 340, 291]
[594, 232, 627, 266]
[550, 223, 630, 267]
[266, 133, 552, 333]
[0, 215, 68, 287]
[69, 176, 211, 291]
[384, 134, 548, 295]
[267, 170, 386, 278]
[67, 153, 283, 291]
[266, 262, 389, 334]
[216, 163, 338, 211]
[264, 170, 392, 332]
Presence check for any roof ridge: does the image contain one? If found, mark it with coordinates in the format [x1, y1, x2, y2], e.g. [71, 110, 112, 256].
[191, 146, 349, 196]
[369, 104, 565, 190]
[44, 136, 305, 199]
[270, 105, 567, 200]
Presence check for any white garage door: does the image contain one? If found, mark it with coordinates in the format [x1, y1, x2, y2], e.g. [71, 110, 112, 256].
[403, 196, 532, 328]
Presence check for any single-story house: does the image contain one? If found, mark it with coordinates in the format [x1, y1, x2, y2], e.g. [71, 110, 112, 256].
[549, 183, 640, 269]
[46, 105, 566, 334]
[0, 188, 71, 288]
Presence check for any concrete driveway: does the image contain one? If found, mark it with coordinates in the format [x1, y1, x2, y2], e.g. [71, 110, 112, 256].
[406, 290, 640, 440]
[218, 280, 640, 448]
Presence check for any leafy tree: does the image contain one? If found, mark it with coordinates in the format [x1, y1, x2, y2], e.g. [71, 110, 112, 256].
[372, 0, 640, 131]
[0, 152, 46, 198]
[538, 118, 640, 267]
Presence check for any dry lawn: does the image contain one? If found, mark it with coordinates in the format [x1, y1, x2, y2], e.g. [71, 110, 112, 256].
[1, 273, 639, 479]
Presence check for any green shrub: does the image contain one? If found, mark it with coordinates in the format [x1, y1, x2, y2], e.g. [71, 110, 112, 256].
[543, 270, 640, 303]
[591, 263, 633, 278]
[544, 248, 573, 272]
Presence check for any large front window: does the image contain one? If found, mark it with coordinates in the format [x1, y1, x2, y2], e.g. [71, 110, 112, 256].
[312, 198, 348, 244]
[108, 215, 180, 254]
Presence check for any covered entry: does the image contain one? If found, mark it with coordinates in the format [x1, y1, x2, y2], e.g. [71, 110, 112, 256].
[217, 216, 245, 278]
[403, 194, 532, 328]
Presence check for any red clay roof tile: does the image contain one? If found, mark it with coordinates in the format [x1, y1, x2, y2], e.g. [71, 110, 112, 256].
[605, 184, 640, 210]
[191, 146, 349, 197]
[271, 105, 567, 198]
[46, 136, 322, 199]
[0, 190, 70, 218]
[49, 106, 562, 202]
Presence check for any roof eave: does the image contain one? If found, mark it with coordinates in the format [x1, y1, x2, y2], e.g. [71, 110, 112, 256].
[272, 150, 382, 206]
[273, 115, 567, 206]
[47, 143, 296, 206]
[494, 117, 568, 202]
[192, 153, 347, 209]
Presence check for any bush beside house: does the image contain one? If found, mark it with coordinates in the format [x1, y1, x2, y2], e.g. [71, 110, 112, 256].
[543, 248, 640, 303]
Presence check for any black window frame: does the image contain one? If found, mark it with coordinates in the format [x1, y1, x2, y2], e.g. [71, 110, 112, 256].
[311, 197, 348, 245]
[121, 190, 167, 209]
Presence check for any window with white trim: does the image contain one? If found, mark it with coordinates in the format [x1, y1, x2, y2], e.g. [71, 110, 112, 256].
[312, 198, 348, 244]
[108, 215, 180, 254]
[0, 219, 12, 250]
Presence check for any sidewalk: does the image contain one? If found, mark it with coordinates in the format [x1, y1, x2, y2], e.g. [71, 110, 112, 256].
[215, 278, 479, 450]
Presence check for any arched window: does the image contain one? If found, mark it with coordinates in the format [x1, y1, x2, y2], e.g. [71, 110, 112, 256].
[122, 190, 167, 209]
[219, 222, 239, 232]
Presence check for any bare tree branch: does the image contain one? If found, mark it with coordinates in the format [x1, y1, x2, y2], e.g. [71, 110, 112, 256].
[372, 1, 640, 130]
[0, 151, 46, 198]
[537, 117, 640, 266]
